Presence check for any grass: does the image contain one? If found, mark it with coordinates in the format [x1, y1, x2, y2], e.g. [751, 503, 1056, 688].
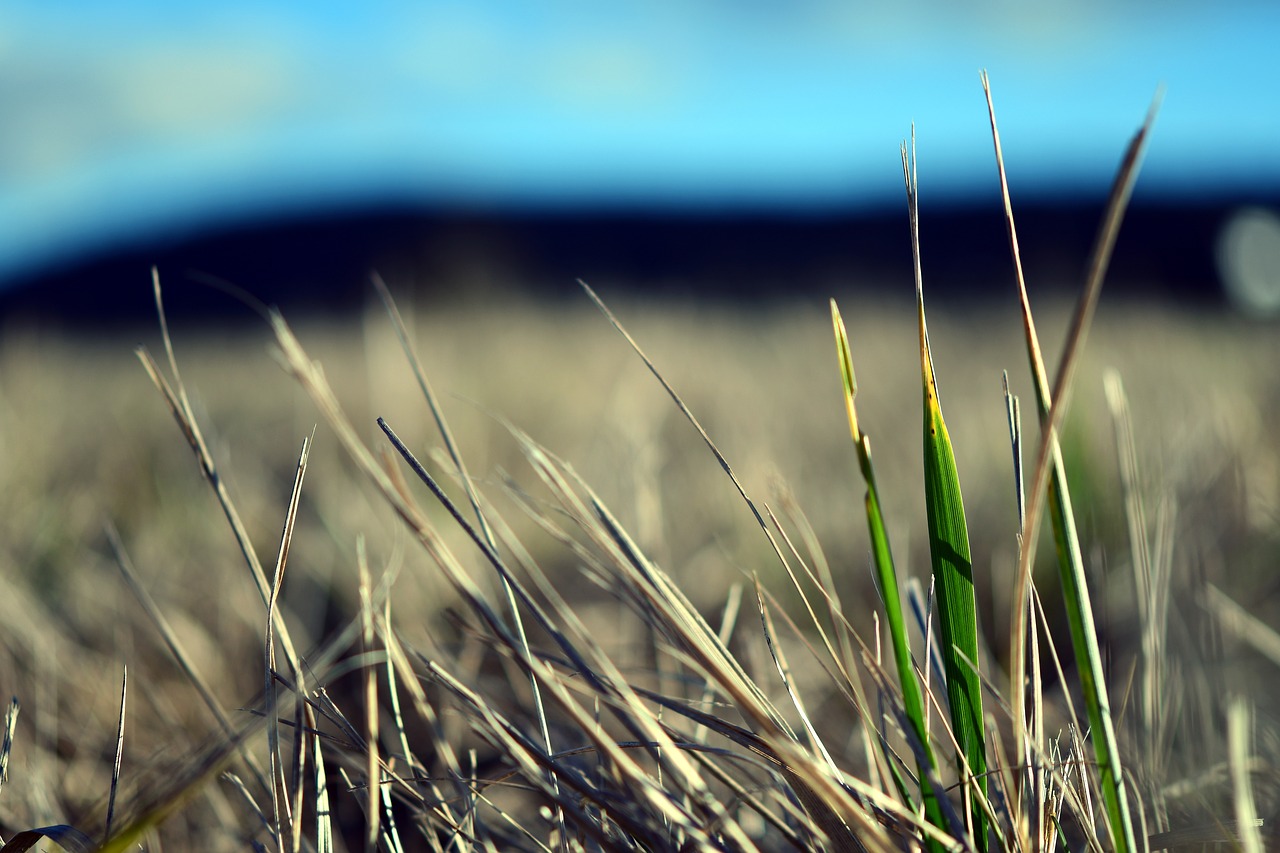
[2, 88, 1280, 851]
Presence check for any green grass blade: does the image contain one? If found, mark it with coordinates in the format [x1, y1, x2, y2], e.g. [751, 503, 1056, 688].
[903, 136, 989, 851]
[982, 71, 1155, 853]
[919, 314, 989, 848]
[831, 300, 950, 850]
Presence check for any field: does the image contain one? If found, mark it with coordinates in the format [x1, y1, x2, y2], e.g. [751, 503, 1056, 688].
[0, 279, 1277, 850]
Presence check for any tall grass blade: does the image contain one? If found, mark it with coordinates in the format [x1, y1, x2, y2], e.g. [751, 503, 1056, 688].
[752, 576, 841, 780]
[1105, 369, 1176, 786]
[286, 342, 761, 846]
[287, 680, 306, 853]
[578, 279, 787, 562]
[265, 433, 310, 853]
[370, 277, 563, 835]
[105, 665, 127, 844]
[312, 710, 334, 853]
[902, 133, 989, 850]
[572, 283, 883, 849]
[1229, 699, 1266, 853]
[139, 270, 302, 674]
[1002, 372, 1025, 535]
[357, 541, 381, 853]
[982, 70, 1156, 852]
[831, 300, 950, 850]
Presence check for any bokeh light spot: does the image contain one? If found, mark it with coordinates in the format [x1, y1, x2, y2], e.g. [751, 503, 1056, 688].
[1218, 206, 1280, 317]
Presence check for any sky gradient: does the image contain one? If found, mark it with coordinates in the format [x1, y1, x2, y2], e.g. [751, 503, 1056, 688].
[2, 2, 1277, 285]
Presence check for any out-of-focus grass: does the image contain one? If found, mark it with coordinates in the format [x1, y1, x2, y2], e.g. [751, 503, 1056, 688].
[0, 290, 1276, 847]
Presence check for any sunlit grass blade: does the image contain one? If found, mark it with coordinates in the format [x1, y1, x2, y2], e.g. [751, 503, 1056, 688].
[982, 70, 1155, 852]
[265, 433, 310, 853]
[138, 269, 302, 675]
[312, 708, 334, 853]
[902, 133, 989, 850]
[831, 299, 950, 850]
[370, 274, 566, 837]
[105, 665, 127, 844]
[1229, 699, 1266, 853]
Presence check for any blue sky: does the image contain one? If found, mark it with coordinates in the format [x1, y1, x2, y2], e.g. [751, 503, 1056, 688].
[1, 1, 1278, 283]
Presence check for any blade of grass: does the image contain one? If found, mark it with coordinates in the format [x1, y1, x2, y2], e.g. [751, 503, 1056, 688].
[276, 315, 763, 846]
[370, 275, 563, 837]
[265, 433, 310, 853]
[1229, 699, 1265, 853]
[765, 498, 925, 821]
[507, 433, 867, 850]
[1105, 369, 1176, 784]
[903, 131, 990, 850]
[751, 576, 842, 779]
[577, 279, 795, 576]
[138, 269, 301, 676]
[983, 70, 1156, 853]
[311, 704, 334, 853]
[831, 299, 949, 850]
[356, 540, 381, 853]
[568, 285, 892, 849]
[287, 674, 306, 853]
[381, 594, 420, 783]
[775, 487, 862, 699]
[105, 665, 127, 844]
[1002, 371, 1045, 849]
[1002, 372, 1025, 535]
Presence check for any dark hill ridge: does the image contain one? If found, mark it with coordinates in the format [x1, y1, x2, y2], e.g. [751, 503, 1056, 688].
[0, 198, 1252, 327]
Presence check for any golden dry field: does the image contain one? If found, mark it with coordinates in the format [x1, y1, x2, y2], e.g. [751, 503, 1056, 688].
[0, 283, 1277, 849]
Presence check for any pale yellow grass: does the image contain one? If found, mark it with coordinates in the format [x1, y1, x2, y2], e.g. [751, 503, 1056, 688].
[0, 290, 1275, 847]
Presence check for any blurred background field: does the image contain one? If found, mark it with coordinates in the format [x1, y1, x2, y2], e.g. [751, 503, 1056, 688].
[1, 1, 1279, 848]
[1, 286, 1278, 845]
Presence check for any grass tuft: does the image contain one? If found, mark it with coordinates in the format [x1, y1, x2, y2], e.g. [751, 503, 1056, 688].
[0, 76, 1276, 852]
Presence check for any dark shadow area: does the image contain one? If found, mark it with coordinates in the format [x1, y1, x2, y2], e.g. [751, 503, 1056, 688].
[0, 194, 1265, 329]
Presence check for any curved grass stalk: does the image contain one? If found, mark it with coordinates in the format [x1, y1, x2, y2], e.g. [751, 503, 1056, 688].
[902, 134, 990, 851]
[982, 70, 1157, 852]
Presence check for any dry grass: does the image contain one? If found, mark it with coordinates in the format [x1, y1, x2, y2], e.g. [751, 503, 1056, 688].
[0, 283, 1277, 850]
